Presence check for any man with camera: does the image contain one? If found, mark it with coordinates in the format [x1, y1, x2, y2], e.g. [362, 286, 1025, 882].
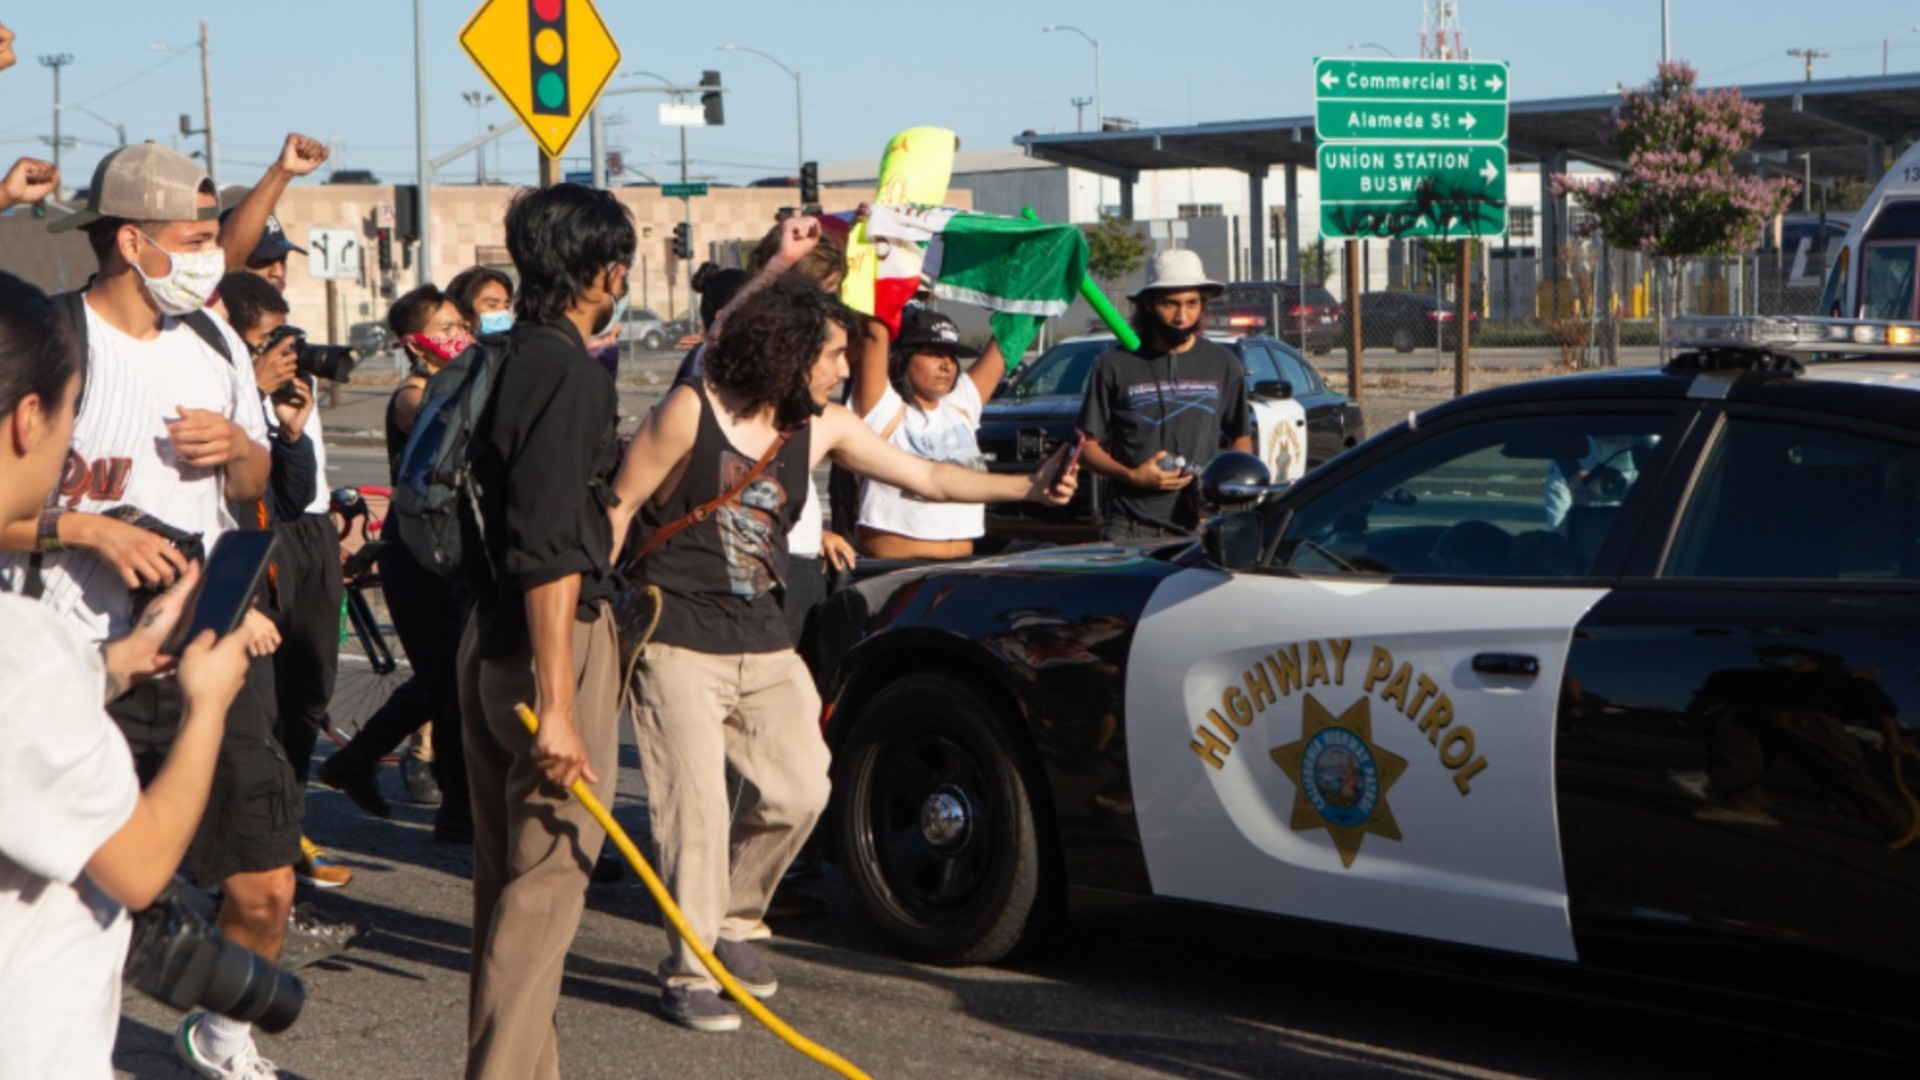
[0, 144, 299, 1079]
[219, 201, 361, 890]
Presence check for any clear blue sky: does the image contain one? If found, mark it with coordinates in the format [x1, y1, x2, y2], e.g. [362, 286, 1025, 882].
[6, 0, 1919, 189]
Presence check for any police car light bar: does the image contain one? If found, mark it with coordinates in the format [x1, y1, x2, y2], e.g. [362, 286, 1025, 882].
[1666, 315, 1920, 354]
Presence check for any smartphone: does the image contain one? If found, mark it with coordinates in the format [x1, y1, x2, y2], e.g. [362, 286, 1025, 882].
[1063, 431, 1087, 473]
[162, 531, 278, 656]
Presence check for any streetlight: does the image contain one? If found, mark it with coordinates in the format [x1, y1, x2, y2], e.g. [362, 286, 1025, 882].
[1043, 25, 1101, 133]
[62, 103, 126, 146]
[1347, 42, 1400, 58]
[719, 44, 803, 178]
[461, 90, 494, 183]
[1884, 25, 1920, 76]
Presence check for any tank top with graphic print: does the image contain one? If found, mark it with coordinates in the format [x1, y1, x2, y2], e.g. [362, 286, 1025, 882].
[635, 381, 812, 654]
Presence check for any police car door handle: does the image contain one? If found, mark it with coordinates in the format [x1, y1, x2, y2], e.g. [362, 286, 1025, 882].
[1472, 652, 1540, 678]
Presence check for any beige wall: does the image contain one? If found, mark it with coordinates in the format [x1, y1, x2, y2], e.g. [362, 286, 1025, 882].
[1, 182, 973, 343]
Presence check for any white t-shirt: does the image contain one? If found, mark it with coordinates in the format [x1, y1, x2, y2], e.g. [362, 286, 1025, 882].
[0, 594, 139, 1080]
[858, 376, 986, 541]
[0, 305, 270, 642]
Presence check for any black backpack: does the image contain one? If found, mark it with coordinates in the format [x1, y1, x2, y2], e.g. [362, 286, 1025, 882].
[389, 332, 524, 579]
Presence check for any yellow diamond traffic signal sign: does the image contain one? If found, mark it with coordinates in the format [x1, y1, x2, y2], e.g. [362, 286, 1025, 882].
[459, 0, 621, 160]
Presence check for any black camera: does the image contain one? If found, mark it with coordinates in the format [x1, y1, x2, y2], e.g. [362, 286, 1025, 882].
[263, 324, 358, 391]
[102, 506, 205, 620]
[124, 880, 305, 1034]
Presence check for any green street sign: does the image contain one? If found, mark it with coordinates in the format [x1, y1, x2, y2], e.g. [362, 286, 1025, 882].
[661, 182, 708, 198]
[1314, 100, 1507, 143]
[1314, 58, 1509, 103]
[1317, 143, 1508, 239]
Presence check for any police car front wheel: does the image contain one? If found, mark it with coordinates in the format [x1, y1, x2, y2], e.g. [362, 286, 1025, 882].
[832, 673, 1057, 966]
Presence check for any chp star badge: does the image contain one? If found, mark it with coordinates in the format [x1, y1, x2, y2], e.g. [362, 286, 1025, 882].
[1270, 694, 1408, 868]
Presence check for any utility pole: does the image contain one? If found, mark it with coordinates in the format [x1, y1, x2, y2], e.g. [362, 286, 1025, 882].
[197, 22, 217, 189]
[1787, 47, 1829, 82]
[413, 0, 432, 284]
[40, 54, 73, 177]
[1661, 0, 1670, 63]
[1071, 96, 1092, 133]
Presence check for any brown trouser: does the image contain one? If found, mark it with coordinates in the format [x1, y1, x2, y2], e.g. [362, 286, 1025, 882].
[630, 642, 830, 992]
[459, 603, 620, 1080]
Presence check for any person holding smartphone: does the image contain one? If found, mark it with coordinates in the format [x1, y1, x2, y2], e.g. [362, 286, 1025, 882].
[0, 272, 255, 1080]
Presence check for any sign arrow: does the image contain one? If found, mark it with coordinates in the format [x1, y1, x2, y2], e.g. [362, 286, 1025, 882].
[1320, 71, 1339, 90]
[1460, 112, 1477, 132]
[1480, 160, 1500, 185]
[1487, 73, 1504, 94]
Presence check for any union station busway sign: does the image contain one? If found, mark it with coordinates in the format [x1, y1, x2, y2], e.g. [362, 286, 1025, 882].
[1313, 57, 1510, 240]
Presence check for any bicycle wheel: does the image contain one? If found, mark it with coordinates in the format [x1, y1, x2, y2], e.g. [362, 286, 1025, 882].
[324, 566, 412, 759]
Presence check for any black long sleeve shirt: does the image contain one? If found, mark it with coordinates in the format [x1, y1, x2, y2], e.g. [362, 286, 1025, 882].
[471, 317, 621, 659]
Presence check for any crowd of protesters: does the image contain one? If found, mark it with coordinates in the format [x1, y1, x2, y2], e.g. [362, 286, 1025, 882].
[0, 18, 1301, 1077]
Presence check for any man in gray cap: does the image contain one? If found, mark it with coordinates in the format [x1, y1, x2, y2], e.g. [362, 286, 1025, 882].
[1076, 248, 1253, 540]
[1, 142, 296, 1079]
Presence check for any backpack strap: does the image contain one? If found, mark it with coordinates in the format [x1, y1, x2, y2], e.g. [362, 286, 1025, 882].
[879, 402, 909, 443]
[629, 430, 794, 566]
[180, 310, 235, 364]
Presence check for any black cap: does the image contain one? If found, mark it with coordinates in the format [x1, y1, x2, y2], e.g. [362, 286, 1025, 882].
[893, 307, 979, 359]
[217, 207, 306, 264]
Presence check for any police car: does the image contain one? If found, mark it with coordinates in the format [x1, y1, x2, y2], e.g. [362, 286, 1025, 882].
[977, 333, 1361, 543]
[820, 316, 1920, 1054]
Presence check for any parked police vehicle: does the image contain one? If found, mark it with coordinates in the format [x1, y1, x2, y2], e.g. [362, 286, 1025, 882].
[820, 315, 1920, 1057]
[978, 332, 1361, 543]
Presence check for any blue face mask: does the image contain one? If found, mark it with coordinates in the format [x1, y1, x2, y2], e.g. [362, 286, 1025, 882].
[594, 263, 631, 337]
[478, 310, 515, 335]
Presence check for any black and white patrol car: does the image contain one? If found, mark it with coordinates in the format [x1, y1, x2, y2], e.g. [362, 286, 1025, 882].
[818, 316, 1920, 1056]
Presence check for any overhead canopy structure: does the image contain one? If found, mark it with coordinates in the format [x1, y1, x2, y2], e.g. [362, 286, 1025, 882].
[1015, 72, 1920, 279]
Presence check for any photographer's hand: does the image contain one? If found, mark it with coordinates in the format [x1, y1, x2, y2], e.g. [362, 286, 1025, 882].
[273, 377, 315, 443]
[63, 511, 191, 589]
[252, 337, 299, 397]
[100, 564, 201, 702]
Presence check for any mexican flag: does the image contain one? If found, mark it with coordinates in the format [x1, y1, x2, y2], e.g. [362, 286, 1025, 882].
[864, 206, 1088, 361]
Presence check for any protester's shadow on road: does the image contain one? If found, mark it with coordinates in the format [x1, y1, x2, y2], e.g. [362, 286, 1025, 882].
[113, 1017, 314, 1080]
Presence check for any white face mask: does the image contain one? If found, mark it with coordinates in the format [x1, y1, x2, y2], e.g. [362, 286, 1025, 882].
[134, 230, 226, 316]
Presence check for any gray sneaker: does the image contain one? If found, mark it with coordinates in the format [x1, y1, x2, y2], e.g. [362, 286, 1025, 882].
[400, 757, 442, 806]
[661, 986, 742, 1033]
[713, 937, 778, 999]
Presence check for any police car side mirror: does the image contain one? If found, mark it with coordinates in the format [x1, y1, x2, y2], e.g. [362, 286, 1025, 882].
[1203, 511, 1265, 571]
[1252, 379, 1294, 400]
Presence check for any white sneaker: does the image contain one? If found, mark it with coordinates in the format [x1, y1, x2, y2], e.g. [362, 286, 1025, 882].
[175, 1012, 281, 1079]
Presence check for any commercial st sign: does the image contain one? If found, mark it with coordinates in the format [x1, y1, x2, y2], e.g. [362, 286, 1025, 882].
[1314, 57, 1510, 240]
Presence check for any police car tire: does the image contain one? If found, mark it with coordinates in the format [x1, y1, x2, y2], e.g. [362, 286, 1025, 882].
[833, 673, 1051, 966]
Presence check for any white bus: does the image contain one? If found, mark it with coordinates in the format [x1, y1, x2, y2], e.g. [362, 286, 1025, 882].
[1819, 140, 1920, 320]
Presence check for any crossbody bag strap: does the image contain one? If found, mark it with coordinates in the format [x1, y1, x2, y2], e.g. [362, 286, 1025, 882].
[631, 429, 794, 563]
[878, 402, 909, 444]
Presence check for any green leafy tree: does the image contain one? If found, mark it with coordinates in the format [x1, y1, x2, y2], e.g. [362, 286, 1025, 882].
[1084, 212, 1148, 287]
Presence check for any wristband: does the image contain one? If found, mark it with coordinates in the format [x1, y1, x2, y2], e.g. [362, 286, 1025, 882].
[36, 507, 66, 552]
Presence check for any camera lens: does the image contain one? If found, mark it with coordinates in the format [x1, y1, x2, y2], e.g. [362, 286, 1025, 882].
[194, 941, 306, 1034]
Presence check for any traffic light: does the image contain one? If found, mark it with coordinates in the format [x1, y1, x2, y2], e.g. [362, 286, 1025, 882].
[672, 222, 692, 260]
[529, 0, 570, 118]
[800, 161, 819, 206]
[701, 70, 724, 126]
[393, 184, 421, 244]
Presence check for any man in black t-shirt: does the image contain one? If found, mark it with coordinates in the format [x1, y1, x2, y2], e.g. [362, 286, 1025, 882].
[1078, 249, 1253, 539]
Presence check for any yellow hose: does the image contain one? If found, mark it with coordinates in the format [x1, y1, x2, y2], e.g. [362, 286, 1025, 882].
[514, 704, 873, 1080]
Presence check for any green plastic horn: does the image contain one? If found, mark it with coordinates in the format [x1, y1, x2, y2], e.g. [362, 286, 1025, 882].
[1020, 206, 1141, 351]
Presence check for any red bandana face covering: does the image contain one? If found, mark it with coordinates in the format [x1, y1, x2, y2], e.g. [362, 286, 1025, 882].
[405, 331, 473, 363]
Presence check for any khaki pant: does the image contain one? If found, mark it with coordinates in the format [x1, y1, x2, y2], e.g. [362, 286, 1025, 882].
[630, 642, 830, 991]
[459, 604, 620, 1080]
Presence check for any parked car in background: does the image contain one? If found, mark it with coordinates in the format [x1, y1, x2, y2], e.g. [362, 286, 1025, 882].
[1213, 281, 1346, 355]
[977, 332, 1361, 543]
[621, 307, 670, 351]
[1355, 290, 1479, 352]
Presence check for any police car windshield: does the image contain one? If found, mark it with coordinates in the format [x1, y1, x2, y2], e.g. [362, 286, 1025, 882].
[1007, 340, 1114, 400]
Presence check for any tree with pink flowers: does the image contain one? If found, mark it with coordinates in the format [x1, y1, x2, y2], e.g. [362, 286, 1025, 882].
[1555, 62, 1798, 322]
